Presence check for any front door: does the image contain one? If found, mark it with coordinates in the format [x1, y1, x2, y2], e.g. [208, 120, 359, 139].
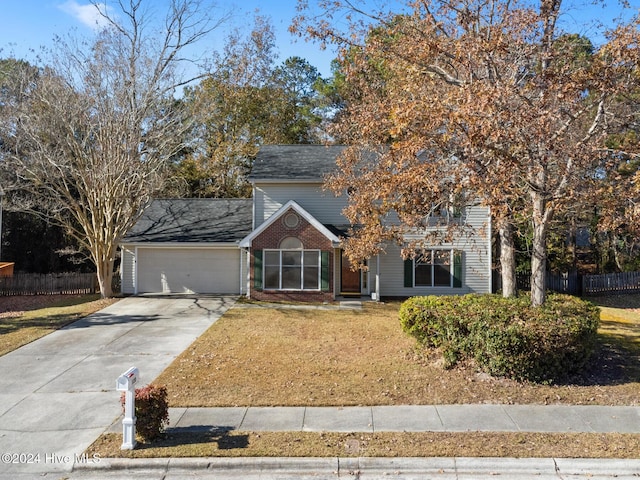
[341, 251, 361, 296]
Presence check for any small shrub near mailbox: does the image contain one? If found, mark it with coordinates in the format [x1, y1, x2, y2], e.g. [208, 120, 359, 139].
[399, 294, 600, 383]
[121, 384, 169, 442]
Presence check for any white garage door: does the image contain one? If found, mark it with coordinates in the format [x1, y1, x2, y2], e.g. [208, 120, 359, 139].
[137, 248, 240, 294]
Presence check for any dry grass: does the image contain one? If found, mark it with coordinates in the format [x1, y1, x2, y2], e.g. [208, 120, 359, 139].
[155, 299, 640, 407]
[90, 294, 640, 459]
[88, 431, 640, 459]
[0, 294, 118, 356]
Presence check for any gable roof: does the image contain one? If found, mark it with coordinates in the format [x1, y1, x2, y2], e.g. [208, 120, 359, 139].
[239, 200, 341, 248]
[249, 145, 346, 182]
[122, 198, 253, 244]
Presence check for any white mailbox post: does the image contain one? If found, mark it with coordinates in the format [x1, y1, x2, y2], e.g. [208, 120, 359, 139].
[116, 367, 139, 450]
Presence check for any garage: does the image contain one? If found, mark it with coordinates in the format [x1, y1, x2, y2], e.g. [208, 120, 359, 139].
[120, 198, 253, 296]
[136, 247, 241, 294]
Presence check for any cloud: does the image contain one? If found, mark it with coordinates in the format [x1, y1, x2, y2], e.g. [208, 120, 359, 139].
[58, 1, 111, 31]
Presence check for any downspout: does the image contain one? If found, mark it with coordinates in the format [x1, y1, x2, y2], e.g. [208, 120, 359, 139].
[134, 246, 139, 295]
[243, 247, 251, 299]
[375, 254, 380, 301]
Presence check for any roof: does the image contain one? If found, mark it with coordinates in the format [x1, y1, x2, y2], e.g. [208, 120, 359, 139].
[239, 200, 341, 248]
[122, 198, 253, 244]
[248, 145, 346, 181]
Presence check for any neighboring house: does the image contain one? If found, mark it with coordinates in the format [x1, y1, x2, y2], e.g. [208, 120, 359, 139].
[120, 145, 492, 300]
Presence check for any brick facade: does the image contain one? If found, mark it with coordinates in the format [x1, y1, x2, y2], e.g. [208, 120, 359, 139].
[250, 208, 335, 302]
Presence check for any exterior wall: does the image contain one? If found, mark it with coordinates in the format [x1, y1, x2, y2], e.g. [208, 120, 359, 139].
[120, 243, 246, 295]
[254, 183, 349, 226]
[378, 205, 492, 297]
[120, 246, 136, 295]
[250, 207, 335, 302]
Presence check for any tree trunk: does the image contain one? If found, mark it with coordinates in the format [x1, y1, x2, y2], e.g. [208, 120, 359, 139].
[498, 218, 517, 298]
[531, 191, 549, 307]
[95, 249, 115, 298]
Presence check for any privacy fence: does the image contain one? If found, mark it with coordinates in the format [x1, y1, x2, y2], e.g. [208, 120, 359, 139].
[496, 270, 640, 296]
[582, 271, 640, 296]
[0, 273, 99, 296]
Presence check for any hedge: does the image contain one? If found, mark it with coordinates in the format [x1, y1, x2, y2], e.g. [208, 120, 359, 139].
[399, 294, 600, 383]
[121, 384, 169, 442]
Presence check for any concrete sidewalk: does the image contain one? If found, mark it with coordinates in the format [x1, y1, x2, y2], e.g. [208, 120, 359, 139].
[145, 404, 640, 434]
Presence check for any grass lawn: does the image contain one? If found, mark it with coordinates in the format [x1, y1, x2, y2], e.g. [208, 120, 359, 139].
[90, 294, 640, 459]
[153, 299, 639, 407]
[0, 294, 118, 356]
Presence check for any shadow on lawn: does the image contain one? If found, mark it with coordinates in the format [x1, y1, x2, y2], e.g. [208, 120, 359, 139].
[135, 426, 249, 451]
[560, 329, 640, 387]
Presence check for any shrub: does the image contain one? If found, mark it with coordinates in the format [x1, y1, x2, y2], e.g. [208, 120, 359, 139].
[399, 294, 600, 382]
[121, 384, 169, 442]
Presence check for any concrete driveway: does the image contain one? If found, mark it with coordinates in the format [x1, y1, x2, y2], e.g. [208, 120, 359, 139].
[0, 295, 237, 477]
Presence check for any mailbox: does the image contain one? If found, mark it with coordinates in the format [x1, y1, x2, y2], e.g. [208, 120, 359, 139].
[116, 366, 139, 450]
[116, 367, 139, 392]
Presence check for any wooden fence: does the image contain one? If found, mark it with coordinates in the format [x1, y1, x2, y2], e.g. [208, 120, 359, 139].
[514, 271, 581, 295]
[0, 273, 98, 296]
[582, 272, 640, 296]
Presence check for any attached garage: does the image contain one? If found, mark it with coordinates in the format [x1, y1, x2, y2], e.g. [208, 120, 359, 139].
[136, 247, 241, 294]
[120, 198, 253, 296]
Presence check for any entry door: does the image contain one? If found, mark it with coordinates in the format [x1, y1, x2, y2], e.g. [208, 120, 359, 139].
[341, 252, 361, 295]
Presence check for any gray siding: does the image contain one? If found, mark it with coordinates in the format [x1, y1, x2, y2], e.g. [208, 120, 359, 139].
[377, 205, 492, 296]
[120, 246, 136, 295]
[254, 183, 349, 226]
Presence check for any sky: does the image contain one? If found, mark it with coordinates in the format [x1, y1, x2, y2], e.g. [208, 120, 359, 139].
[0, 0, 638, 79]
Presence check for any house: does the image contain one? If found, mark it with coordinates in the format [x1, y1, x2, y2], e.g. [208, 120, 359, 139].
[120, 145, 492, 300]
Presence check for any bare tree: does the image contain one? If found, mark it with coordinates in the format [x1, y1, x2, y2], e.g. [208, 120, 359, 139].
[0, 0, 228, 297]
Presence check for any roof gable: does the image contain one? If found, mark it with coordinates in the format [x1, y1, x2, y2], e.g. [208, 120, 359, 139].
[239, 200, 340, 248]
[123, 198, 253, 244]
[248, 145, 345, 182]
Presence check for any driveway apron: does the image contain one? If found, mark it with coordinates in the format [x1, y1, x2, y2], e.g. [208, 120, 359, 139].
[0, 295, 236, 475]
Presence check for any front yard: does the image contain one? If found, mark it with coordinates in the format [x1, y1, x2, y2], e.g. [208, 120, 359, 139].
[91, 295, 640, 459]
[2, 293, 638, 458]
[154, 299, 639, 407]
[0, 294, 117, 356]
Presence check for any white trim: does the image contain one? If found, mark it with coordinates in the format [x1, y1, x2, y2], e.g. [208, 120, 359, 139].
[249, 179, 322, 184]
[121, 242, 239, 249]
[239, 200, 341, 248]
[263, 249, 321, 291]
[134, 246, 139, 295]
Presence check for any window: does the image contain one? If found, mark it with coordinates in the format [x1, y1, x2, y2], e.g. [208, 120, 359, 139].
[407, 249, 462, 288]
[262, 239, 321, 290]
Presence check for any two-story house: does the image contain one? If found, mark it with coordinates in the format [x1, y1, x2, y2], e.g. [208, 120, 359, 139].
[120, 145, 492, 300]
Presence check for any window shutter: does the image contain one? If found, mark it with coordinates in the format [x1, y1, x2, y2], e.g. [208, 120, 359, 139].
[453, 250, 463, 288]
[404, 258, 413, 288]
[254, 250, 263, 290]
[321, 251, 330, 291]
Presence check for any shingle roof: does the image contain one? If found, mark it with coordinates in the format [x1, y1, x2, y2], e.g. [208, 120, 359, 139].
[122, 198, 253, 243]
[249, 145, 346, 181]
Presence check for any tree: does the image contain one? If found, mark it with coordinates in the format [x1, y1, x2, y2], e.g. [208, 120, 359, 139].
[0, 0, 227, 297]
[270, 56, 324, 144]
[170, 16, 277, 198]
[294, 0, 640, 306]
[170, 19, 329, 198]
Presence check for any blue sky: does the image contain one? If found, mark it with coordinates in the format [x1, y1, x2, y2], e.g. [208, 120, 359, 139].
[0, 0, 637, 79]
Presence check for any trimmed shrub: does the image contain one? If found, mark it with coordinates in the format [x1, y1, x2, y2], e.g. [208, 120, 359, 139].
[399, 294, 600, 382]
[121, 384, 169, 442]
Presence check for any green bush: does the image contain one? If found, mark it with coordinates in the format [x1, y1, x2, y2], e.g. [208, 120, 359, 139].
[121, 384, 169, 442]
[399, 294, 600, 382]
